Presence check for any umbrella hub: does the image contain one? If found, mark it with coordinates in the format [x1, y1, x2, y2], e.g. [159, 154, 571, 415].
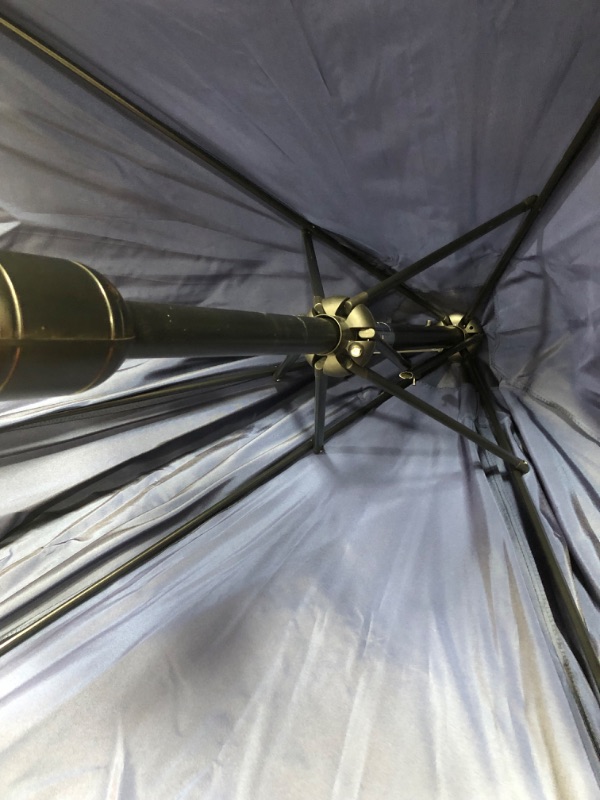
[304, 300, 483, 377]
[442, 313, 482, 360]
[305, 296, 376, 377]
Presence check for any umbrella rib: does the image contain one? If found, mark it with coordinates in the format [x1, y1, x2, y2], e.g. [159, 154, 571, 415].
[312, 367, 327, 453]
[461, 94, 600, 325]
[373, 336, 413, 371]
[303, 229, 325, 302]
[1, 375, 315, 543]
[0, 389, 391, 658]
[0, 362, 308, 433]
[404, 334, 482, 377]
[0, 341, 467, 653]
[273, 354, 300, 382]
[273, 229, 325, 386]
[346, 195, 537, 310]
[348, 362, 529, 473]
[0, 12, 442, 320]
[464, 357, 600, 709]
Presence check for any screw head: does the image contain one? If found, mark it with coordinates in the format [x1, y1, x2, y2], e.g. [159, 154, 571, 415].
[348, 343, 364, 359]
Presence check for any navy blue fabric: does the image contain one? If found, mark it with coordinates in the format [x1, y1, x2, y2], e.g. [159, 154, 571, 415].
[0, 2, 599, 797]
[489, 125, 600, 647]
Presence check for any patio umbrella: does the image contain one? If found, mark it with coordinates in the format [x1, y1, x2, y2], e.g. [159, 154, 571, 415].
[0, 3, 598, 798]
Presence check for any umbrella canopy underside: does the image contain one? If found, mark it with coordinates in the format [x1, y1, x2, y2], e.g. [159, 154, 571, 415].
[0, 2, 599, 798]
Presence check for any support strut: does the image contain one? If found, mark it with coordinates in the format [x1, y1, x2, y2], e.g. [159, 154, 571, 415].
[345, 195, 537, 311]
[348, 362, 529, 473]
[461, 95, 600, 325]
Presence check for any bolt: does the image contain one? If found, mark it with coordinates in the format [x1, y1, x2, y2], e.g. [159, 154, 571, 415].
[348, 343, 364, 359]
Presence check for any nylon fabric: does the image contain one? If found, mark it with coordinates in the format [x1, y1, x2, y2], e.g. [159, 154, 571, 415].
[0, 397, 598, 800]
[0, 1, 599, 798]
[488, 123, 600, 649]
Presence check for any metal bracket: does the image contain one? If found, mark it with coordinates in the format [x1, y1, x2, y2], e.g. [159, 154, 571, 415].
[305, 296, 376, 377]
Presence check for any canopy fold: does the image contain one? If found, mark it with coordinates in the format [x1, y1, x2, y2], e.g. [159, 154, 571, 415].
[0, 2, 599, 797]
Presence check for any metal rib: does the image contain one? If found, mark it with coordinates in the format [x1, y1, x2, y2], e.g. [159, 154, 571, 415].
[303, 230, 325, 301]
[313, 367, 327, 453]
[349, 362, 529, 473]
[347, 196, 537, 309]
[461, 95, 600, 324]
[0, 12, 442, 319]
[465, 356, 600, 702]
[0, 387, 391, 657]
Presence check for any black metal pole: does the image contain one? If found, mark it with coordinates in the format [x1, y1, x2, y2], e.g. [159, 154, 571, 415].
[465, 357, 600, 700]
[313, 368, 327, 453]
[460, 95, 600, 325]
[0, 250, 342, 397]
[385, 323, 464, 351]
[303, 229, 325, 302]
[127, 301, 340, 358]
[346, 195, 537, 310]
[374, 337, 412, 370]
[378, 333, 483, 387]
[273, 354, 300, 382]
[349, 362, 529, 473]
[0, 386, 393, 658]
[413, 334, 483, 372]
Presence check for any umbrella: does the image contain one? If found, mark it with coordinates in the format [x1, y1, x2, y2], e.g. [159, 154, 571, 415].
[0, 3, 599, 798]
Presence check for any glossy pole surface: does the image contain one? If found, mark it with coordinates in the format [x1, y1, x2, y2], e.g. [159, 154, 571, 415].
[0, 252, 340, 397]
[127, 301, 340, 358]
[0, 251, 131, 398]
